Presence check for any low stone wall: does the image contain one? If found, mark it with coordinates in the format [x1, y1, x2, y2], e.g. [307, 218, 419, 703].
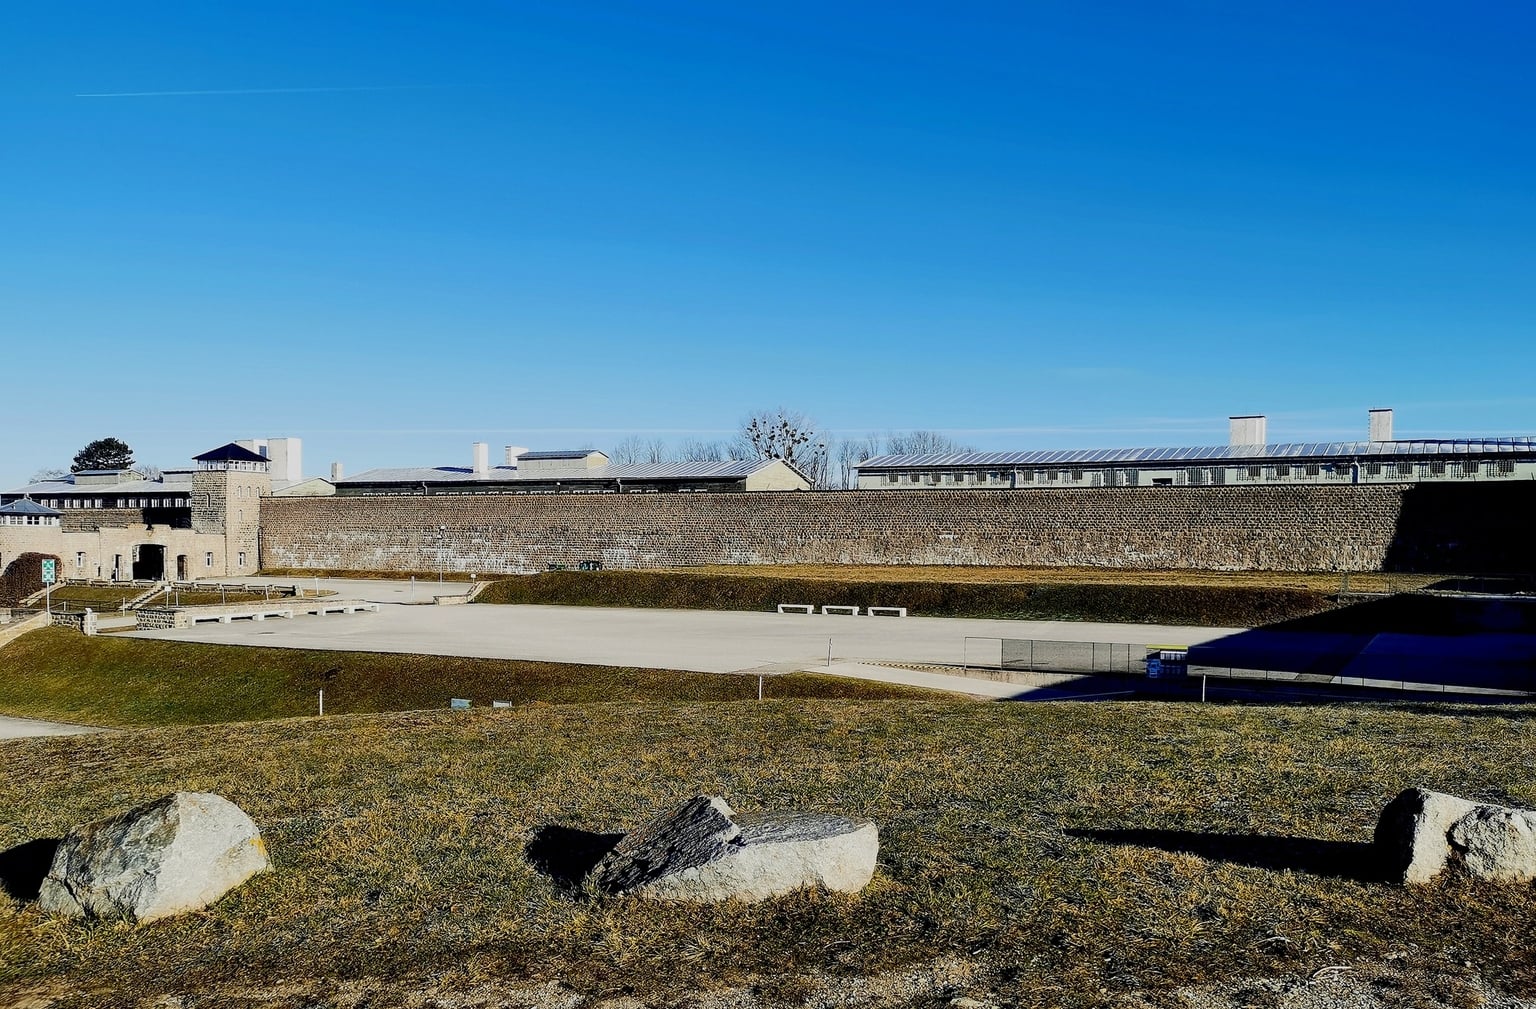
[259, 482, 1536, 575]
[138, 599, 376, 629]
[50, 610, 98, 635]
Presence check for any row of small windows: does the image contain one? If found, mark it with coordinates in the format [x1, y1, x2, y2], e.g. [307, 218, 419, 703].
[874, 458, 1523, 485]
[1, 515, 57, 525]
[31, 497, 191, 510]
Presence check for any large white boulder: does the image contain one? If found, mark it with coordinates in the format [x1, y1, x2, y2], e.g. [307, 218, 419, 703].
[38, 792, 270, 923]
[592, 796, 878, 902]
[1376, 787, 1536, 885]
[1448, 805, 1536, 882]
[1374, 787, 1480, 885]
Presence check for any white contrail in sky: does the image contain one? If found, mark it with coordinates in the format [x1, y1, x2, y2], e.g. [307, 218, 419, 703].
[75, 85, 436, 98]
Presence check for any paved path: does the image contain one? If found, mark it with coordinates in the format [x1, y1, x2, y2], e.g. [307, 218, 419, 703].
[212, 576, 477, 605]
[128, 597, 1239, 675]
[0, 715, 105, 739]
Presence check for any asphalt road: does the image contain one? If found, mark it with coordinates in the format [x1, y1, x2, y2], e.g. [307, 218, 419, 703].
[131, 595, 1239, 674]
[0, 715, 105, 740]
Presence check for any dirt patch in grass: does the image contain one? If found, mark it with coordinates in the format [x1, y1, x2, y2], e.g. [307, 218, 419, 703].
[478, 569, 1350, 627]
[0, 629, 926, 728]
[1, 700, 1534, 1007]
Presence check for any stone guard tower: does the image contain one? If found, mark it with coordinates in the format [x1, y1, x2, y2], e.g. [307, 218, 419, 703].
[191, 443, 271, 577]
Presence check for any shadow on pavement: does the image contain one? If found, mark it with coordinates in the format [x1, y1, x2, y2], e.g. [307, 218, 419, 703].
[0, 838, 61, 901]
[1068, 827, 1381, 882]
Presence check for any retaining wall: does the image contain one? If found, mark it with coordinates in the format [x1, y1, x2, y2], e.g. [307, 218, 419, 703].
[258, 483, 1536, 574]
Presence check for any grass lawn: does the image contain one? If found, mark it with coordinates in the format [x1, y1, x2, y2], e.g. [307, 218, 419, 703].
[38, 585, 145, 611]
[2, 699, 1534, 1006]
[476, 568, 1361, 627]
[0, 629, 926, 728]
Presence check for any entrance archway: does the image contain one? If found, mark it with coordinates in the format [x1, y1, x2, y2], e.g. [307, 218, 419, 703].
[132, 544, 166, 581]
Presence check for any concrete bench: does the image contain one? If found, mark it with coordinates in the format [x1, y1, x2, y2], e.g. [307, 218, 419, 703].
[866, 606, 908, 618]
[821, 605, 860, 616]
[776, 604, 815, 615]
[309, 602, 380, 616]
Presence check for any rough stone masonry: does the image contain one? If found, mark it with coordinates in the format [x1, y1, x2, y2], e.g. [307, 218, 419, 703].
[260, 482, 1536, 575]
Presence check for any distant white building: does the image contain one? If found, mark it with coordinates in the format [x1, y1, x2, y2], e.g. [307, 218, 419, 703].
[856, 409, 1536, 490]
[333, 444, 810, 495]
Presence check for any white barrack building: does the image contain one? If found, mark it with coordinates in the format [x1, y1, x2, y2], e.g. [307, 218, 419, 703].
[856, 409, 1536, 490]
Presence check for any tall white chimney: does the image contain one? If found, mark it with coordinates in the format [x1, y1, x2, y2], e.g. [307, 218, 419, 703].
[1229, 415, 1268, 446]
[1369, 408, 1394, 442]
[472, 442, 489, 475]
[266, 437, 302, 483]
[330, 462, 344, 482]
[505, 445, 529, 466]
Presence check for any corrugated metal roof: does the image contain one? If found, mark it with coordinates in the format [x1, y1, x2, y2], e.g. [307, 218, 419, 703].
[603, 460, 774, 480]
[340, 460, 779, 484]
[339, 466, 520, 484]
[859, 438, 1536, 470]
[5, 477, 186, 496]
[517, 450, 603, 461]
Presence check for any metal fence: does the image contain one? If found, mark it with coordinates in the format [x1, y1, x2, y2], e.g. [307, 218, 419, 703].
[965, 637, 1145, 675]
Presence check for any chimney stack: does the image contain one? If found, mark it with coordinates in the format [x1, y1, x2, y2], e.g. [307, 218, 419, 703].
[1228, 415, 1268, 446]
[330, 462, 344, 482]
[472, 442, 489, 476]
[1369, 408, 1394, 442]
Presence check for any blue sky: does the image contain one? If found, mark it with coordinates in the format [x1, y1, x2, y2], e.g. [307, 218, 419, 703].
[3, 1, 1534, 485]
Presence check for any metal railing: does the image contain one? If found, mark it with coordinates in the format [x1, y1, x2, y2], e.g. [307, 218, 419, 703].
[964, 637, 1144, 675]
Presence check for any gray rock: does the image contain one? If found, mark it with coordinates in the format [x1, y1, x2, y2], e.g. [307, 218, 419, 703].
[1374, 787, 1480, 885]
[1449, 805, 1536, 882]
[591, 795, 740, 894]
[593, 796, 878, 902]
[38, 792, 270, 923]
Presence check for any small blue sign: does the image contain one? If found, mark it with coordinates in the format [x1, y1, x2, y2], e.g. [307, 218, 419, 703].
[450, 698, 471, 710]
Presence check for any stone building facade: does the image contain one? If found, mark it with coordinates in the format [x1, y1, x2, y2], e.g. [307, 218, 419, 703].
[0, 443, 270, 582]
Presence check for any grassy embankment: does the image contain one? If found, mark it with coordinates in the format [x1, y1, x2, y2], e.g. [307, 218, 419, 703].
[478, 565, 1440, 627]
[0, 629, 923, 728]
[2, 698, 1535, 1007]
[41, 585, 278, 613]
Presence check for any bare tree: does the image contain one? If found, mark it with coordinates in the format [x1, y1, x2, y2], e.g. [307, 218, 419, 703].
[882, 430, 974, 456]
[609, 436, 670, 465]
[29, 467, 67, 483]
[833, 434, 881, 489]
[738, 408, 830, 488]
[676, 437, 728, 463]
[136, 464, 164, 481]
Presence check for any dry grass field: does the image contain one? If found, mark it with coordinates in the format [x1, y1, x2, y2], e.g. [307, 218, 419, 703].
[477, 567, 1373, 627]
[0, 629, 924, 728]
[666, 565, 1437, 593]
[2, 699, 1534, 1007]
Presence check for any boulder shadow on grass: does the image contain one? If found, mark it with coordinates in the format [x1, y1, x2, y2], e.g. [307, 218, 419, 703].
[0, 838, 61, 902]
[524, 825, 623, 890]
[1068, 828, 1381, 882]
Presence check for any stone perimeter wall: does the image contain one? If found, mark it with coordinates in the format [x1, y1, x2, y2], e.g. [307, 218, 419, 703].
[259, 483, 1522, 574]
